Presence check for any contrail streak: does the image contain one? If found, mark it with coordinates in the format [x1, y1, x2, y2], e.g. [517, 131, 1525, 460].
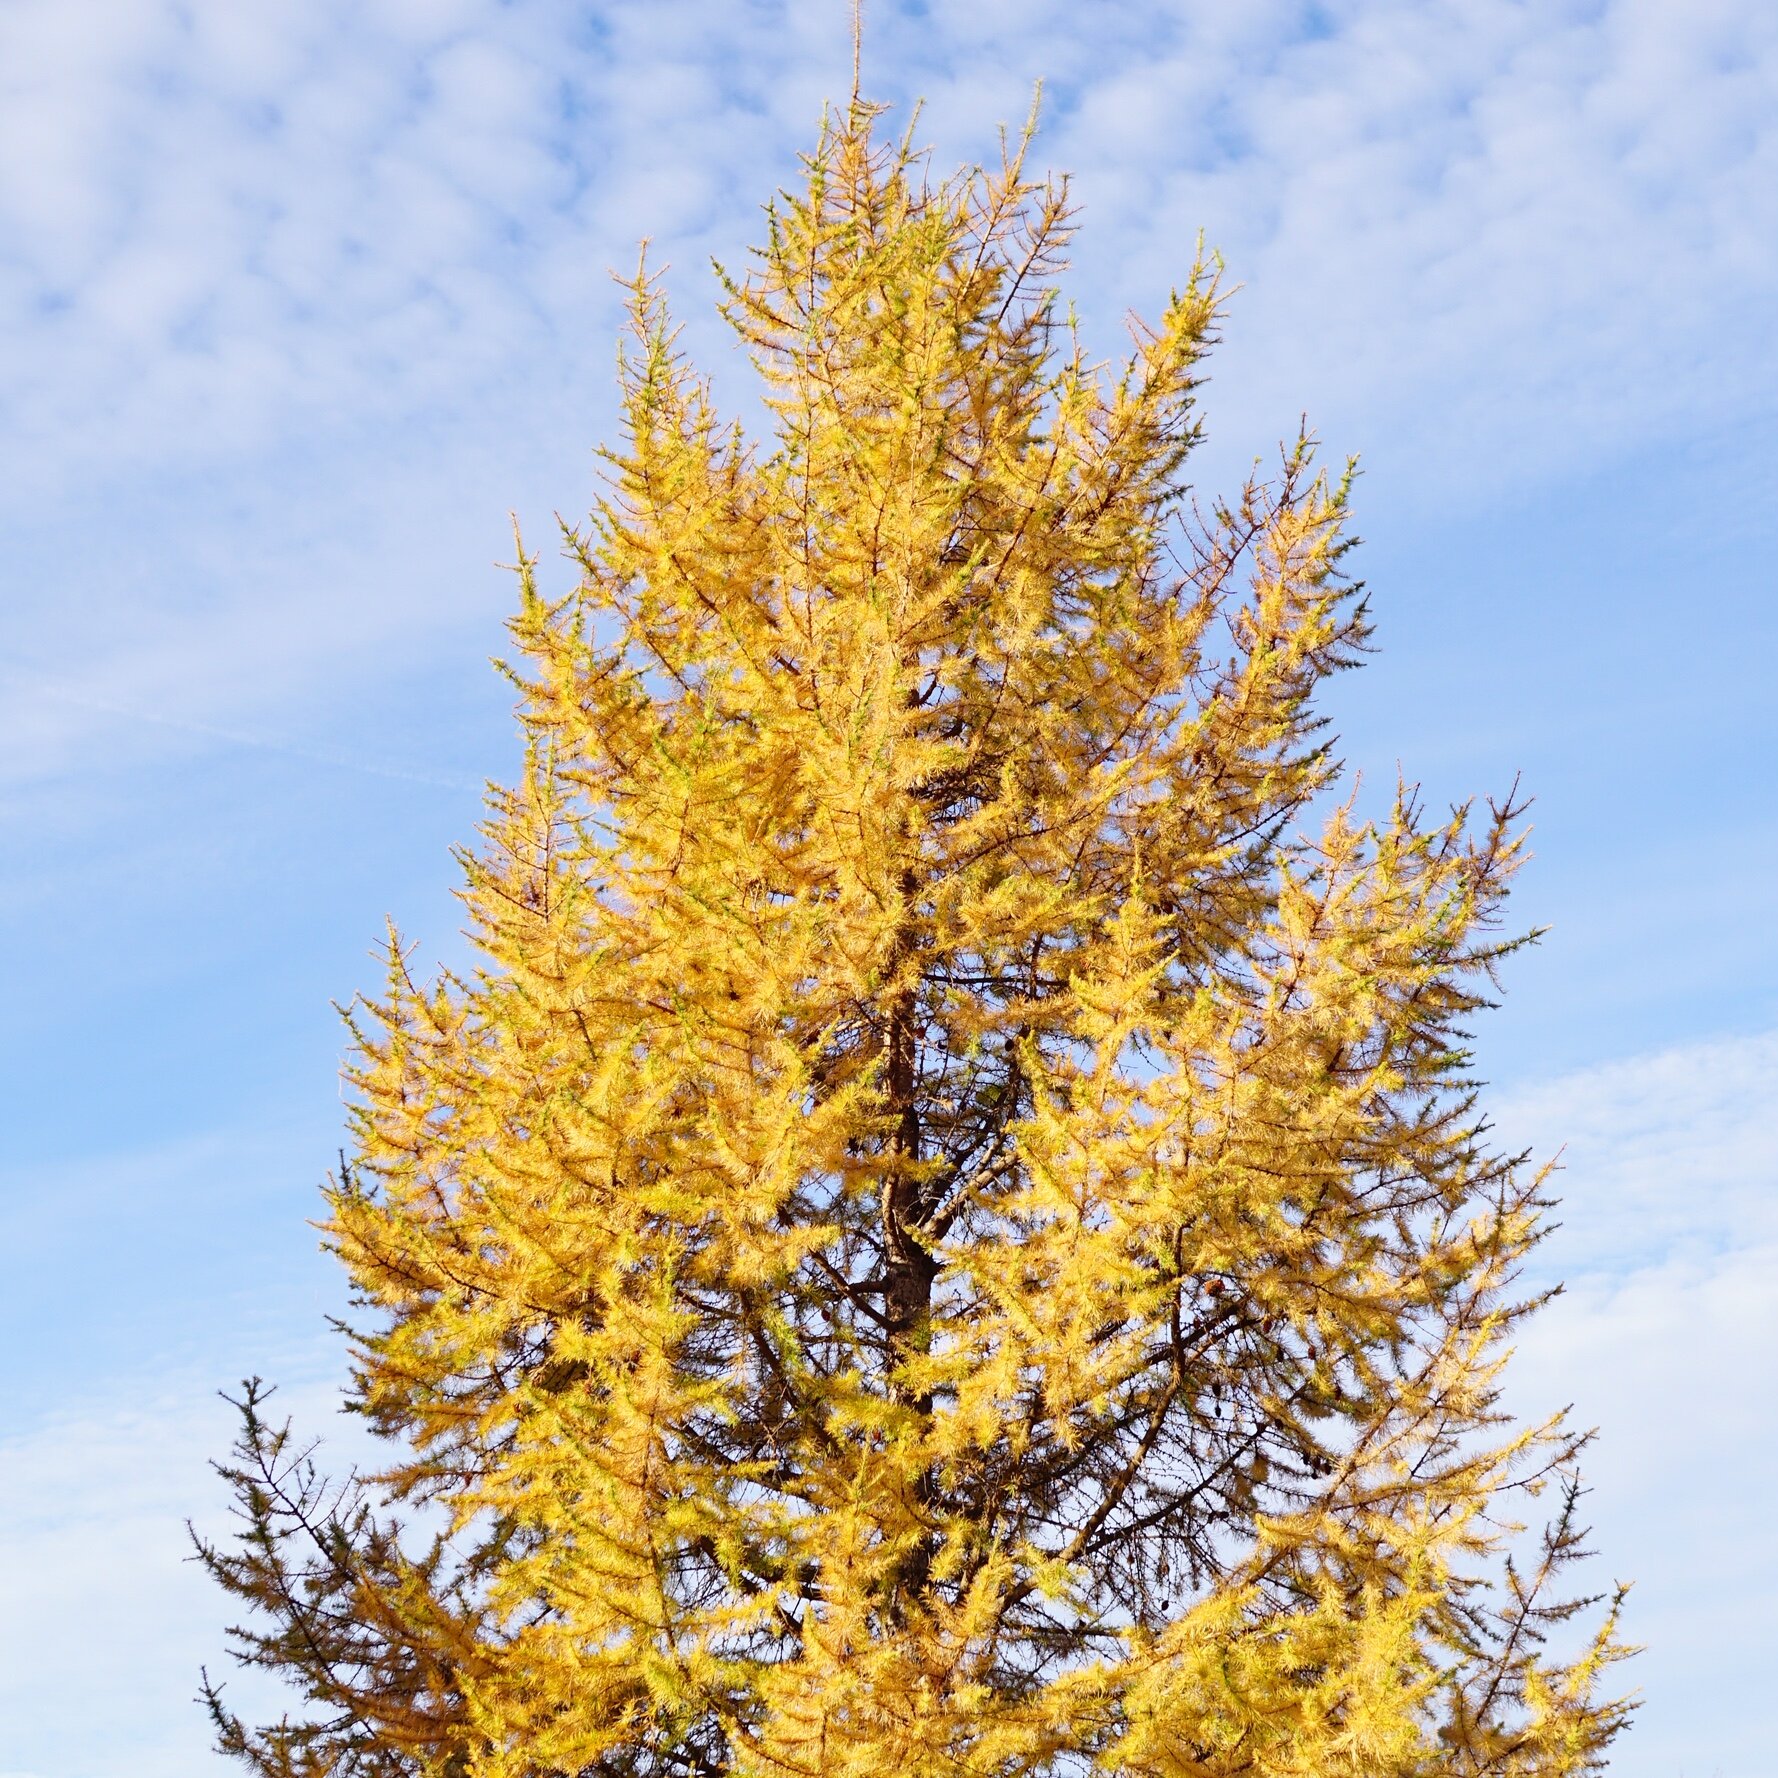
[4, 667, 487, 794]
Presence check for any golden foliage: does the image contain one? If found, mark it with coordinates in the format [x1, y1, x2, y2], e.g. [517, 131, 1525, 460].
[198, 99, 1632, 1778]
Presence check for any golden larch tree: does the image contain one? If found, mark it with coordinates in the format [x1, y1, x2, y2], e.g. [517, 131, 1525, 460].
[197, 97, 1633, 1778]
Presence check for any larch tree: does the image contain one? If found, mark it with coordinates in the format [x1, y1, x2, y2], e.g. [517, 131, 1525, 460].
[196, 95, 1633, 1778]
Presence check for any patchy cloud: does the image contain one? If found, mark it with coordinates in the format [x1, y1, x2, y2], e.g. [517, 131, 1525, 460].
[1, 0, 1773, 492]
[2, 0, 1772, 784]
[1023, 0, 1778, 487]
[0, 0, 831, 484]
[1500, 1030, 1778, 1272]
[0, 1359, 368, 1778]
[1498, 1032, 1778, 1778]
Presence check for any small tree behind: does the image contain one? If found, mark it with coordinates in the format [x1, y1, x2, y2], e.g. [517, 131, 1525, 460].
[197, 98, 1632, 1778]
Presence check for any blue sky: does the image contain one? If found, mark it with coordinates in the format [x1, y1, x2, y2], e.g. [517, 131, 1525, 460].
[1, 1, 1773, 1773]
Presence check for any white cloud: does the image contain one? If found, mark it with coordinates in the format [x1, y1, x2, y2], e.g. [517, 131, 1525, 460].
[2, 0, 1773, 495]
[1506, 1242, 1778, 1778]
[0, 7, 1767, 981]
[0, 0, 1771, 789]
[0, 0, 828, 484]
[1496, 1031, 1778, 1272]
[1024, 1, 1778, 491]
[1495, 1033, 1778, 1778]
[0, 1359, 370, 1778]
